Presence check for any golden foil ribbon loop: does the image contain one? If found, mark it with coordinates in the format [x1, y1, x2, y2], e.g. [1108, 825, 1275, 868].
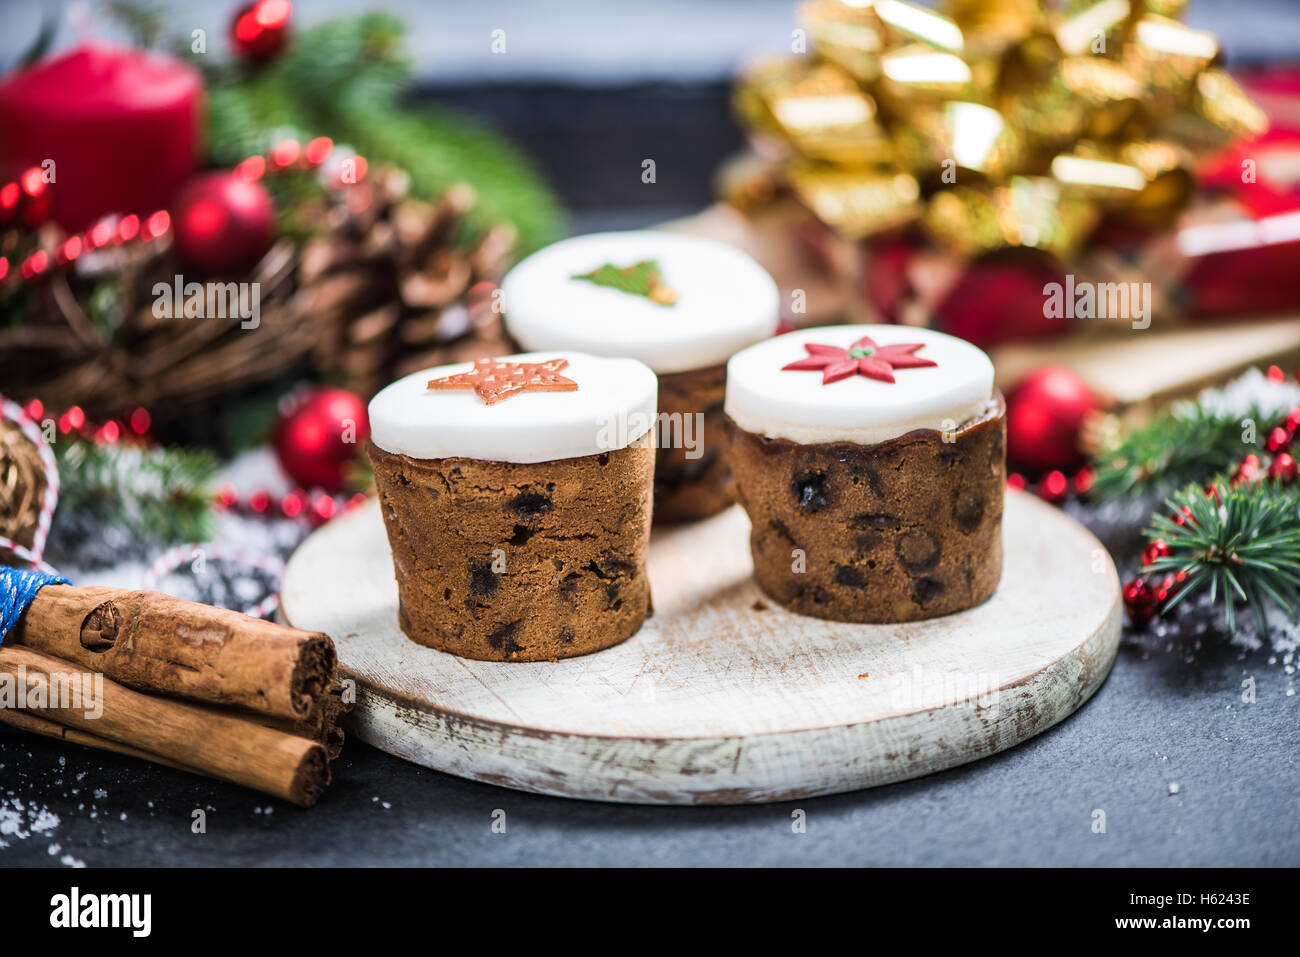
[924, 177, 1099, 259]
[790, 165, 922, 238]
[739, 59, 895, 166]
[734, 0, 1266, 255]
[1051, 139, 1192, 226]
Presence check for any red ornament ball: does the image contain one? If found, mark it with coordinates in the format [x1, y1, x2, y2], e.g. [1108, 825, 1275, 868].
[1004, 366, 1099, 473]
[935, 258, 1071, 348]
[171, 171, 274, 275]
[273, 387, 370, 492]
[231, 0, 293, 61]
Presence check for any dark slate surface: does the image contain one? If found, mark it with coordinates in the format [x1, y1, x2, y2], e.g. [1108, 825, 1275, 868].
[1, 617, 1295, 867]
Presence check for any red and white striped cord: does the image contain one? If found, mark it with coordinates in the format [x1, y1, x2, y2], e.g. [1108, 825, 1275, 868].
[139, 543, 287, 619]
[0, 395, 61, 575]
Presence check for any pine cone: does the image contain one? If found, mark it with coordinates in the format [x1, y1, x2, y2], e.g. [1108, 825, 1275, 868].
[297, 168, 518, 398]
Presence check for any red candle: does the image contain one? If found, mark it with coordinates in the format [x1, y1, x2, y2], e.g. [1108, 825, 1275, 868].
[0, 44, 202, 232]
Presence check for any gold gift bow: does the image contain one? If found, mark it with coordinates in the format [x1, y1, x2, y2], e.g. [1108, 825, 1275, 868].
[735, 0, 1268, 255]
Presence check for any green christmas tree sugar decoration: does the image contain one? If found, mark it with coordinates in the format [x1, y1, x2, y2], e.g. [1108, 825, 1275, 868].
[572, 261, 677, 306]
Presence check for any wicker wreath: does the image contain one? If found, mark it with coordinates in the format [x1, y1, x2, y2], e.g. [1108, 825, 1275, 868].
[0, 231, 313, 420]
[0, 416, 46, 554]
[0, 168, 516, 420]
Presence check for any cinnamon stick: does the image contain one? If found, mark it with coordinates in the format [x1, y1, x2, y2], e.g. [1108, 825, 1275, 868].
[0, 646, 329, 806]
[248, 685, 351, 759]
[0, 710, 203, 777]
[11, 585, 336, 720]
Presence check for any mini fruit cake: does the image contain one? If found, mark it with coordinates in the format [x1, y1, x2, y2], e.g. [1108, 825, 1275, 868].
[501, 230, 780, 523]
[366, 351, 658, 661]
[723, 325, 1005, 624]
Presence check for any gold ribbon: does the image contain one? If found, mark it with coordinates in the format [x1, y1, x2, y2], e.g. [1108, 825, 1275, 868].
[736, 0, 1267, 255]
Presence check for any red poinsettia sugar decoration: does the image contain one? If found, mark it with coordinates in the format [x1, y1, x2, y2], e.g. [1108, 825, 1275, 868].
[782, 335, 937, 384]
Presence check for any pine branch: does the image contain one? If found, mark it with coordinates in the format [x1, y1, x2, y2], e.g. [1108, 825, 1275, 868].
[198, 14, 560, 252]
[53, 439, 218, 547]
[1092, 400, 1264, 501]
[1146, 481, 1300, 633]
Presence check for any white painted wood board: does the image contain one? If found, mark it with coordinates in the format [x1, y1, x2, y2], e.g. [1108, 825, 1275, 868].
[281, 490, 1121, 804]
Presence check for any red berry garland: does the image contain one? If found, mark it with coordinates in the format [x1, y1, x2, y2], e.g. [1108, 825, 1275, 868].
[0, 209, 170, 294]
[0, 165, 52, 228]
[1141, 539, 1170, 566]
[1269, 452, 1298, 485]
[1122, 577, 1159, 629]
[1232, 453, 1263, 486]
[1123, 569, 1187, 630]
[24, 399, 368, 527]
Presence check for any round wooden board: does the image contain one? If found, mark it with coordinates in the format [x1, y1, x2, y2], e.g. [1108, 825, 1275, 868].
[282, 490, 1121, 805]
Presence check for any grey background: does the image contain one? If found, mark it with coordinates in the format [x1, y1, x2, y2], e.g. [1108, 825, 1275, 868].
[3, 0, 1300, 82]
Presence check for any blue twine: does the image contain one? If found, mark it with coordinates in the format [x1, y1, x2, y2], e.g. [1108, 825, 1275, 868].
[0, 565, 69, 645]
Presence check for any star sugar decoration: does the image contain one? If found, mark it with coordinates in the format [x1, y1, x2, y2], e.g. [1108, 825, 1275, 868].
[782, 335, 937, 385]
[427, 357, 579, 405]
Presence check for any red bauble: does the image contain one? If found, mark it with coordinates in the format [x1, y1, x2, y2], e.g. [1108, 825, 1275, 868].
[934, 256, 1069, 348]
[230, 0, 293, 60]
[171, 171, 275, 275]
[862, 241, 1070, 348]
[1004, 367, 1099, 473]
[273, 388, 370, 492]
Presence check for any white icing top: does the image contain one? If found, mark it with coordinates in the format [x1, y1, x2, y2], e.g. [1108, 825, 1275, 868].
[501, 230, 780, 374]
[368, 352, 658, 463]
[724, 325, 995, 446]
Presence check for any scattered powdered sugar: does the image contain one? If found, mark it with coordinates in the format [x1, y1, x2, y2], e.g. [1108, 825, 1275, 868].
[30, 806, 59, 834]
[0, 791, 85, 867]
[0, 797, 60, 846]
